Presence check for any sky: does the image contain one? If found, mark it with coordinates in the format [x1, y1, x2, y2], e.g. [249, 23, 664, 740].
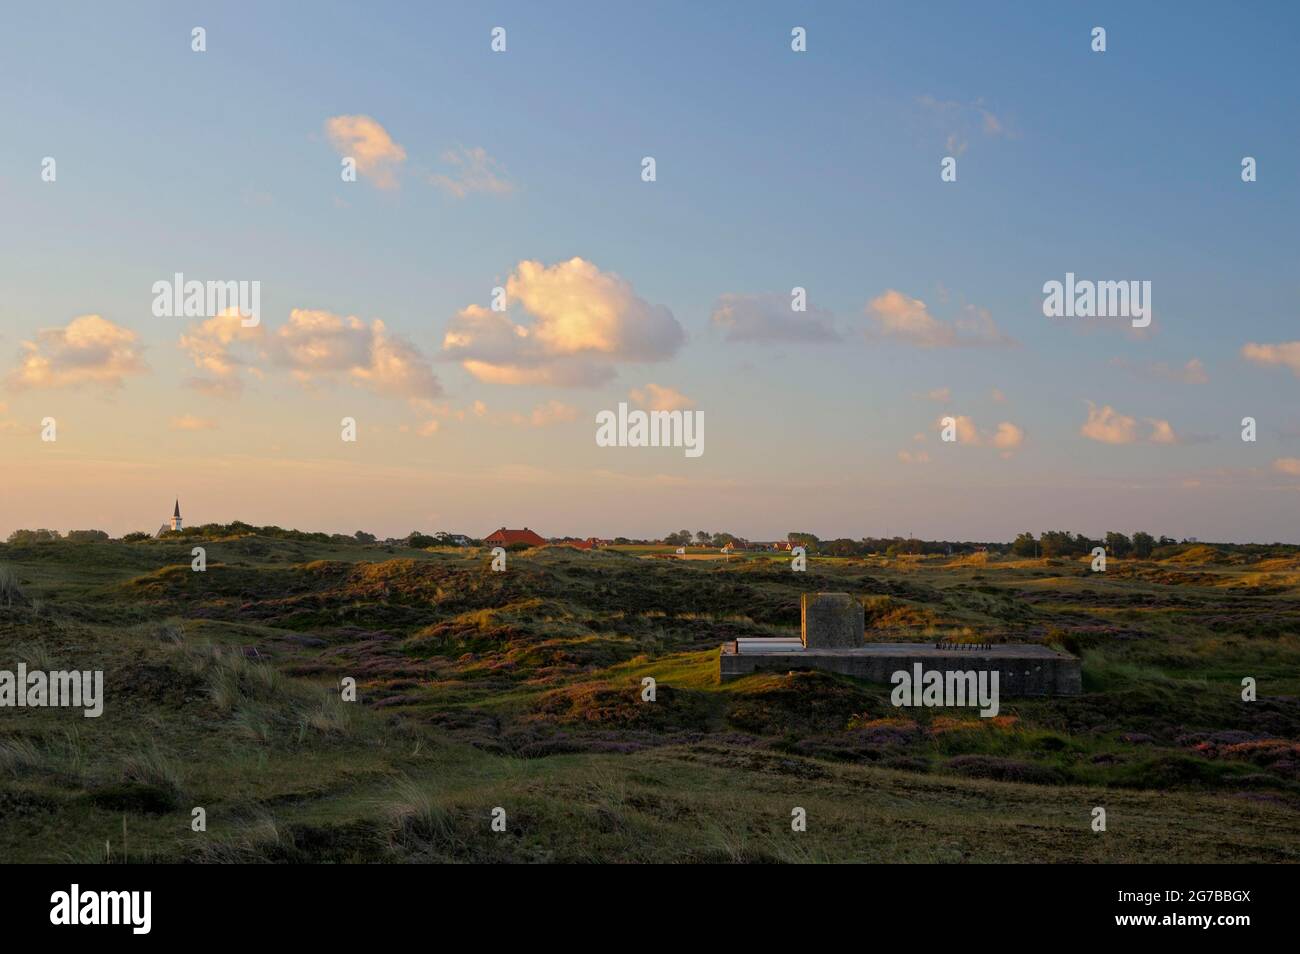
[2, 1, 1299, 543]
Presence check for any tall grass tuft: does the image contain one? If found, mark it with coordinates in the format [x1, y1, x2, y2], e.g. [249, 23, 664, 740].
[0, 565, 24, 608]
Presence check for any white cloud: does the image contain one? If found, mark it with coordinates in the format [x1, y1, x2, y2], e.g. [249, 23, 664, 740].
[442, 258, 685, 387]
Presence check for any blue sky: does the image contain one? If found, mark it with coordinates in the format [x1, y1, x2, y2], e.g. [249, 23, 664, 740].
[2, 2, 1298, 541]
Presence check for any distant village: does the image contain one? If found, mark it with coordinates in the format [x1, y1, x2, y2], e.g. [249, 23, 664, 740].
[1, 497, 1270, 558]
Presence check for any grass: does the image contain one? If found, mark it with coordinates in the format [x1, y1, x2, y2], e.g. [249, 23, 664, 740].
[1, 535, 1297, 862]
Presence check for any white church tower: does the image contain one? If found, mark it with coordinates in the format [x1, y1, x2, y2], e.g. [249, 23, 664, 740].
[156, 499, 184, 538]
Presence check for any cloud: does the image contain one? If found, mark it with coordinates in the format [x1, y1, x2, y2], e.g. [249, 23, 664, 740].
[169, 415, 218, 431]
[1080, 402, 1138, 444]
[1274, 458, 1300, 476]
[1081, 402, 1178, 444]
[629, 383, 695, 411]
[1111, 356, 1208, 384]
[710, 292, 839, 343]
[428, 145, 514, 198]
[269, 309, 442, 401]
[1147, 418, 1179, 444]
[510, 400, 578, 427]
[867, 291, 1014, 348]
[991, 421, 1026, 452]
[442, 258, 685, 387]
[178, 308, 264, 397]
[325, 115, 406, 189]
[7, 315, 147, 390]
[1242, 341, 1300, 376]
[935, 414, 1025, 455]
[179, 307, 442, 406]
[898, 449, 930, 464]
[917, 95, 1012, 157]
[990, 388, 1006, 402]
[924, 387, 951, 402]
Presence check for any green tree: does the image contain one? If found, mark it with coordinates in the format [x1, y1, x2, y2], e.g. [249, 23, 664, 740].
[1039, 530, 1085, 558]
[65, 529, 109, 543]
[6, 529, 61, 544]
[1011, 532, 1037, 557]
[1105, 531, 1132, 557]
[1132, 531, 1155, 558]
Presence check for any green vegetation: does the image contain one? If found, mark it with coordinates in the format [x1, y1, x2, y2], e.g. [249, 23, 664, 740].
[1, 536, 1297, 862]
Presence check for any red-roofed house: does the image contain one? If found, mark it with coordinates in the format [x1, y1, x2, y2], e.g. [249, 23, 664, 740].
[483, 527, 547, 548]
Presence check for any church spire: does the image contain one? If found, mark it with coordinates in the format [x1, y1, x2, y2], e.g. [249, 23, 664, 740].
[174, 499, 181, 519]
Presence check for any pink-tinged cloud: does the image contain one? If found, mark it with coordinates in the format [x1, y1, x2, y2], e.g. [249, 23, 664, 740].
[629, 383, 695, 411]
[1147, 418, 1178, 444]
[325, 115, 407, 189]
[7, 315, 147, 390]
[935, 415, 1025, 455]
[1081, 402, 1177, 445]
[178, 308, 264, 397]
[510, 400, 578, 427]
[1080, 402, 1138, 444]
[442, 258, 685, 387]
[1242, 341, 1300, 376]
[1274, 457, 1300, 476]
[429, 145, 514, 198]
[169, 415, 218, 431]
[867, 291, 1014, 348]
[270, 309, 442, 401]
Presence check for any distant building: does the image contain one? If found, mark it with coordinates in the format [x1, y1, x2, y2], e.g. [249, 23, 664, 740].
[483, 527, 546, 548]
[554, 536, 602, 550]
[156, 499, 182, 538]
